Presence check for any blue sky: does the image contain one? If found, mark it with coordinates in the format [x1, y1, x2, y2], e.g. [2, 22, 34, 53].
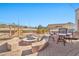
[0, 3, 79, 27]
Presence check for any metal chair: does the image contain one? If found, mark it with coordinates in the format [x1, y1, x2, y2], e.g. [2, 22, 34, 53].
[49, 32, 56, 41]
[65, 29, 75, 43]
[57, 28, 68, 46]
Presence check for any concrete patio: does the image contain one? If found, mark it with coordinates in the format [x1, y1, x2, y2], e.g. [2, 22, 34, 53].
[38, 36, 79, 56]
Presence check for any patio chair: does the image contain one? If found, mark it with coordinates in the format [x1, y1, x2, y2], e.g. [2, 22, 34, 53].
[65, 29, 73, 42]
[49, 32, 56, 41]
[57, 28, 68, 46]
[65, 29, 78, 43]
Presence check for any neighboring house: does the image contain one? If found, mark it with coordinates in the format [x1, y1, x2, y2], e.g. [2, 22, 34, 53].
[47, 22, 74, 32]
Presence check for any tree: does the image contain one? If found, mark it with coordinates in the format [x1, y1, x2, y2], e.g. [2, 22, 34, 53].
[37, 25, 48, 34]
[37, 25, 43, 29]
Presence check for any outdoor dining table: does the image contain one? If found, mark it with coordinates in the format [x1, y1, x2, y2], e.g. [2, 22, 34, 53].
[57, 33, 79, 46]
